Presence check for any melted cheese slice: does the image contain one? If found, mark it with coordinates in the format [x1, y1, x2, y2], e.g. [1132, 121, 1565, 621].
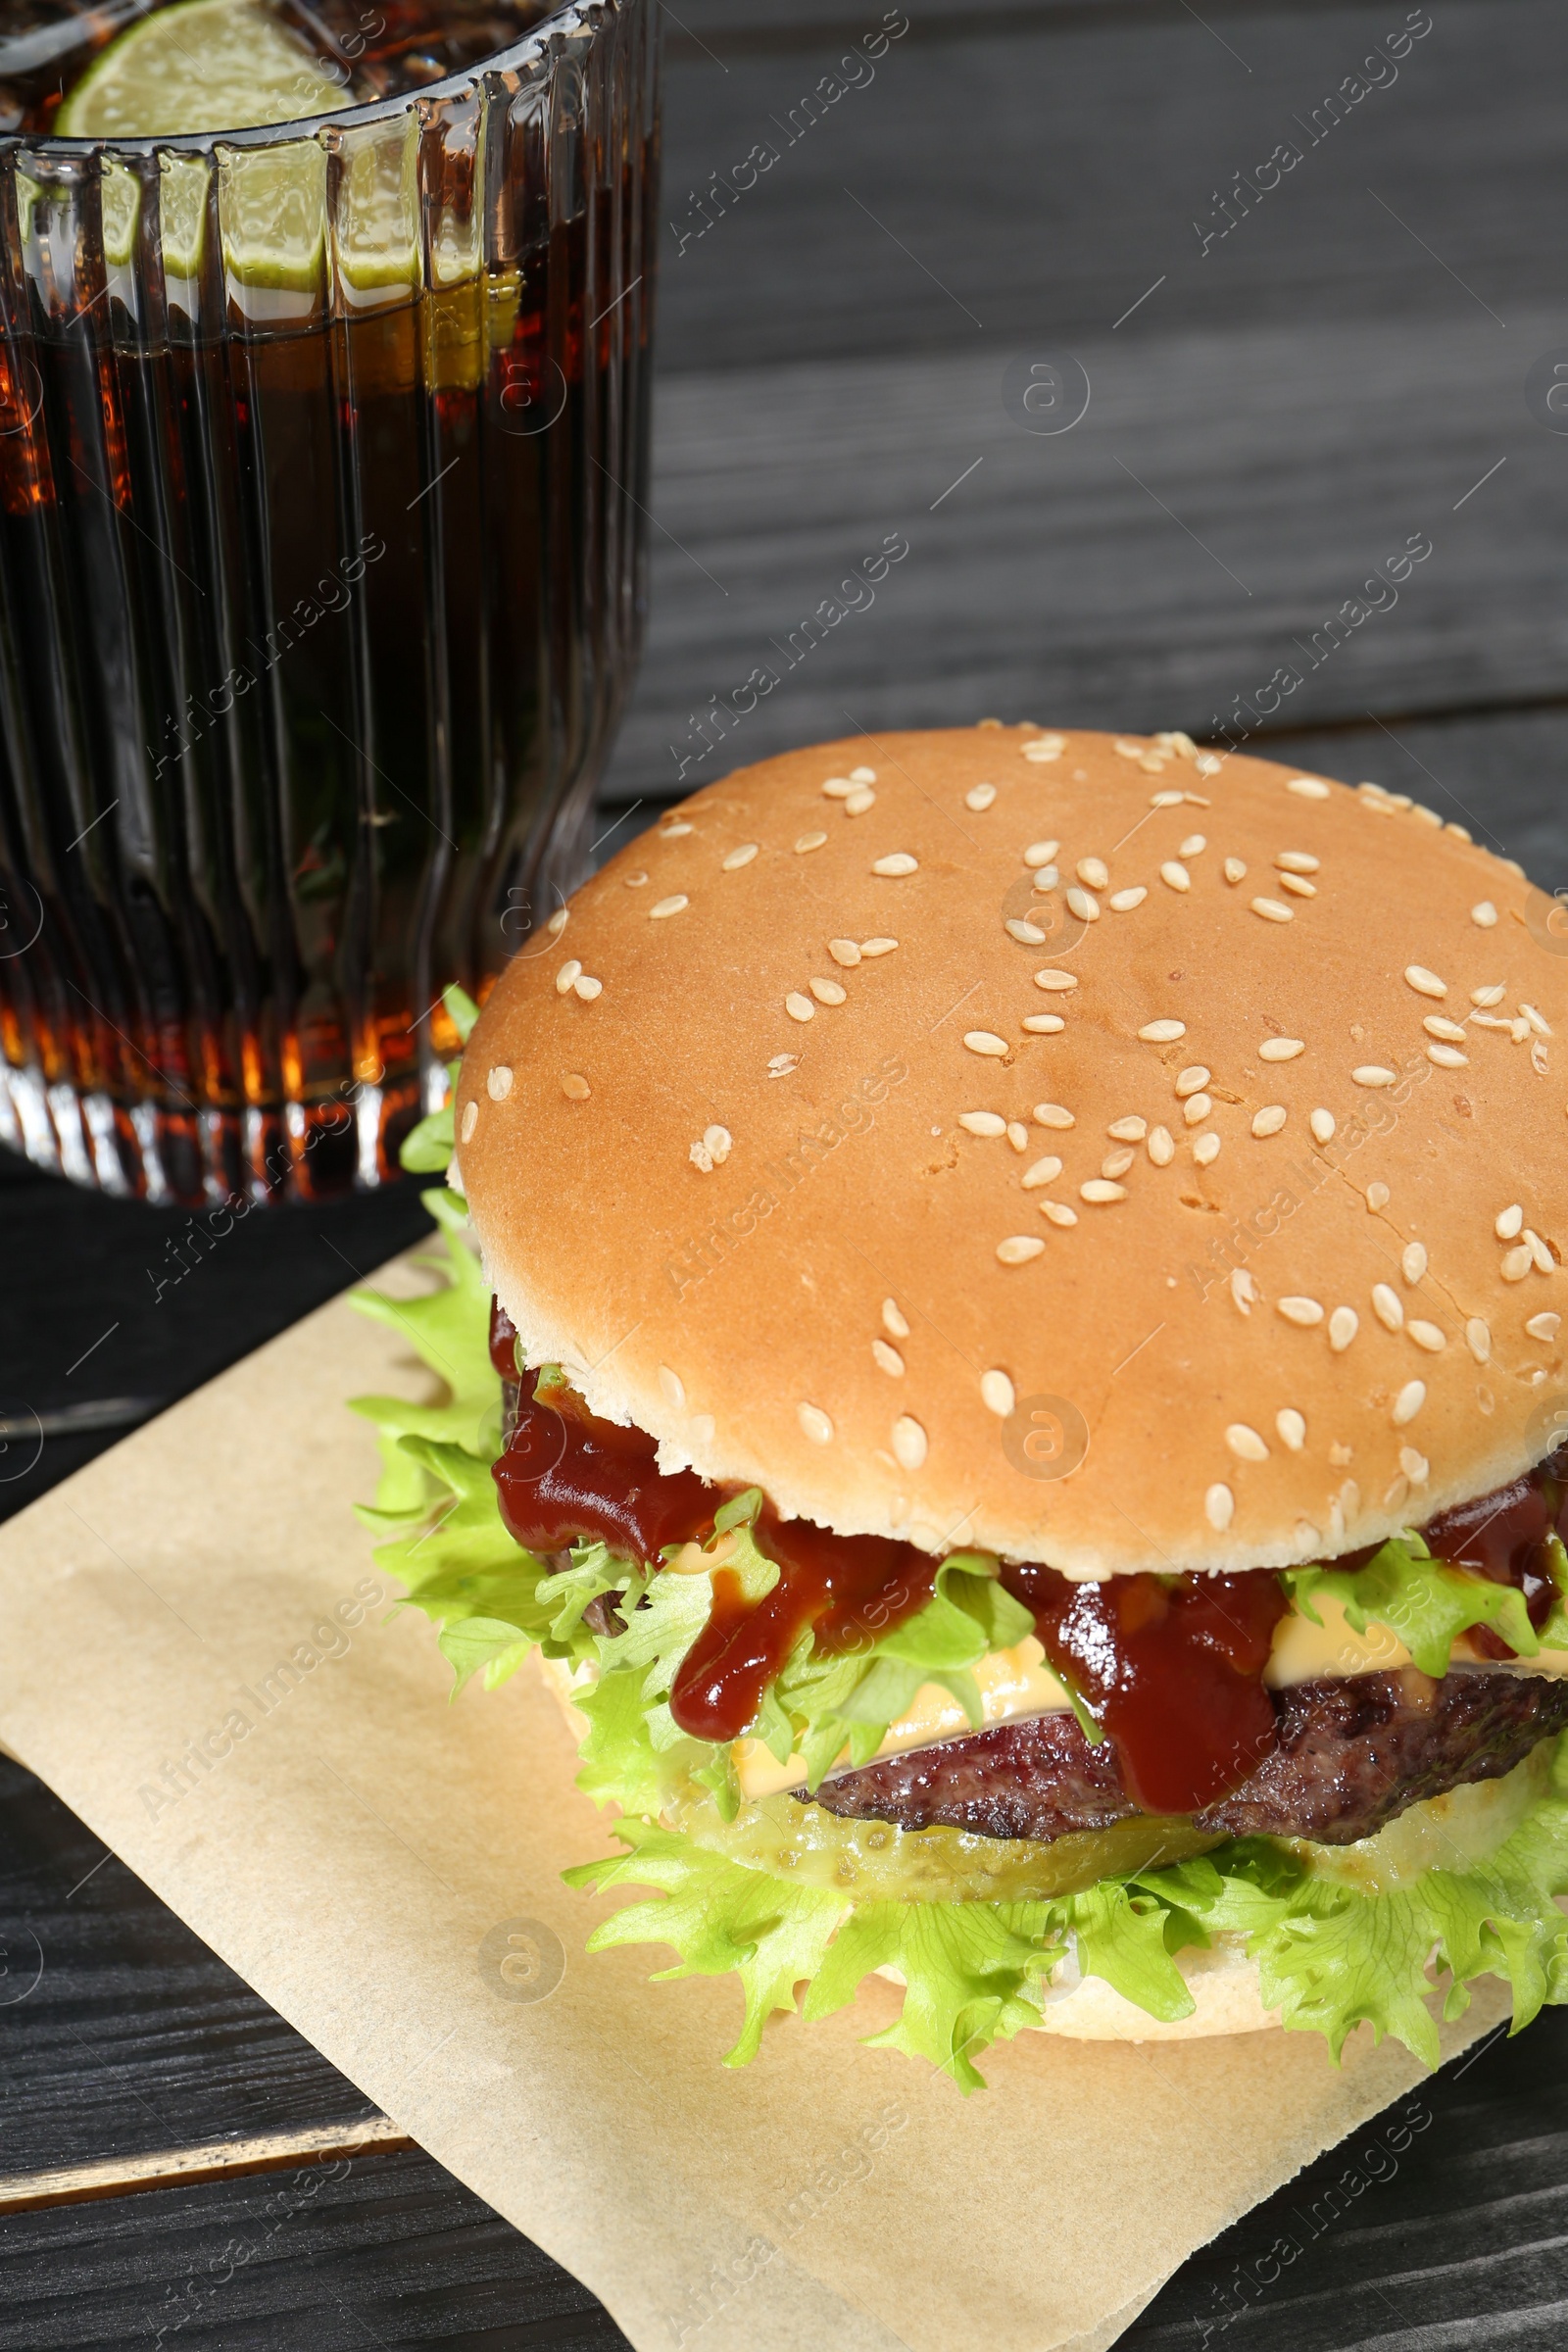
[731, 1598, 1568, 1804]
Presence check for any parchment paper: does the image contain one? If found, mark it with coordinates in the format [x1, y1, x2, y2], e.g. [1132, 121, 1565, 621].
[0, 1254, 1508, 2352]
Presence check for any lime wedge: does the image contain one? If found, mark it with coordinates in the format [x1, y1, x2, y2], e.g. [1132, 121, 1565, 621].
[58, 0, 355, 140]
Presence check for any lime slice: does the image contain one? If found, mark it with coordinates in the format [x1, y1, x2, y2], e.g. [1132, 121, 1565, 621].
[58, 0, 355, 140]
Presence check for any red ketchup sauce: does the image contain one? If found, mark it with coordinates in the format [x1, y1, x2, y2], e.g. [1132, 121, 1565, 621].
[483, 1301, 1568, 1805]
[1001, 1564, 1288, 1815]
[1420, 1453, 1568, 1658]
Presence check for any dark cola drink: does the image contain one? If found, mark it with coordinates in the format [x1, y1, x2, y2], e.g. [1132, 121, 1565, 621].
[0, 0, 658, 1202]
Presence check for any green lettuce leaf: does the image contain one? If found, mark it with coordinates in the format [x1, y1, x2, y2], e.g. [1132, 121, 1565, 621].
[1284, 1532, 1541, 1678]
[566, 1737, 1568, 2085]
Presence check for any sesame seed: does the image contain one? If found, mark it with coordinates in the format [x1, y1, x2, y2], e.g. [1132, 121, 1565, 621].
[981, 1370, 1015, 1417]
[1525, 1228, 1554, 1272]
[1366, 1181, 1392, 1212]
[1277, 1408, 1306, 1451]
[1102, 1147, 1135, 1178]
[1466, 1317, 1492, 1361]
[1114, 739, 1144, 760]
[1031, 867, 1060, 894]
[1497, 1205, 1525, 1239]
[821, 777, 855, 799]
[659, 1365, 687, 1412]
[1067, 887, 1101, 921]
[1151, 789, 1185, 808]
[768, 1054, 798, 1078]
[1278, 873, 1317, 899]
[1227, 1423, 1269, 1461]
[1139, 1023, 1188, 1050]
[850, 765, 877, 784]
[624, 870, 648, 888]
[1472, 984, 1506, 1007]
[1081, 1178, 1127, 1203]
[1160, 860, 1192, 893]
[1424, 1016, 1467, 1043]
[1108, 1116, 1148, 1142]
[1278, 1297, 1325, 1327]
[1194, 1132, 1221, 1165]
[827, 939, 862, 968]
[555, 958, 582, 994]
[1179, 833, 1207, 858]
[460, 1099, 478, 1141]
[1183, 1093, 1213, 1127]
[809, 976, 847, 1005]
[1392, 1380, 1427, 1425]
[704, 1124, 732, 1163]
[1022, 1154, 1064, 1189]
[845, 790, 876, 816]
[1522, 1003, 1553, 1039]
[1140, 753, 1167, 775]
[1373, 1284, 1404, 1331]
[798, 1402, 834, 1444]
[1399, 1446, 1430, 1484]
[861, 938, 899, 956]
[1276, 852, 1320, 874]
[1038, 1200, 1078, 1227]
[1005, 918, 1047, 945]
[1021, 741, 1063, 764]
[1258, 1038, 1304, 1061]
[960, 1111, 1006, 1138]
[561, 1073, 591, 1101]
[1205, 1483, 1236, 1531]
[1023, 840, 1061, 868]
[1501, 1245, 1534, 1283]
[1287, 776, 1332, 799]
[1175, 1065, 1211, 1098]
[785, 993, 815, 1023]
[1077, 857, 1109, 889]
[1527, 1311, 1562, 1343]
[660, 819, 694, 839]
[1252, 1104, 1288, 1137]
[1223, 858, 1248, 885]
[650, 894, 689, 919]
[1251, 897, 1295, 923]
[1003, 1121, 1027, 1152]
[1231, 1268, 1258, 1313]
[547, 906, 570, 936]
[1402, 1242, 1428, 1284]
[871, 1339, 906, 1378]
[882, 1298, 909, 1339]
[1108, 886, 1148, 912]
[998, 1234, 1047, 1263]
[574, 975, 603, 1001]
[1472, 901, 1498, 927]
[1148, 1125, 1175, 1166]
[1352, 1066, 1396, 1088]
[873, 854, 918, 877]
[796, 831, 828, 854]
[1023, 1013, 1066, 1034]
[965, 1031, 1008, 1057]
[486, 1064, 514, 1102]
[1427, 1043, 1469, 1068]
[1309, 1108, 1336, 1144]
[1034, 1102, 1075, 1129]
[1329, 1306, 1359, 1351]
[1408, 1320, 1446, 1352]
[1404, 965, 1447, 1000]
[965, 783, 997, 812]
[1196, 755, 1222, 776]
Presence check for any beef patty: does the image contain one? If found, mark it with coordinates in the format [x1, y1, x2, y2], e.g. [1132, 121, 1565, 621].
[805, 1669, 1568, 1846]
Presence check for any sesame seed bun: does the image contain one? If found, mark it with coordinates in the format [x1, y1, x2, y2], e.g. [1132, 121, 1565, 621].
[458, 726, 1567, 1578]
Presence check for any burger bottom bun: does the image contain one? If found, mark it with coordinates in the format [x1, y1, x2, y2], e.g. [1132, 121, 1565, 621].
[873, 1936, 1279, 2042]
[541, 1660, 1279, 2040]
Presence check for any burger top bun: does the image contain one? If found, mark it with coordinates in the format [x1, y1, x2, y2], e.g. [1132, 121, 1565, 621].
[457, 726, 1568, 1579]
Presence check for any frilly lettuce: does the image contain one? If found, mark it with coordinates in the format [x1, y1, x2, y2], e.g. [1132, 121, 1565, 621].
[569, 1737, 1568, 2085]
[1285, 1529, 1568, 1678]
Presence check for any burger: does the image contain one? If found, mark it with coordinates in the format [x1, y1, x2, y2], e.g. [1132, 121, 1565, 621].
[356, 725, 1568, 2088]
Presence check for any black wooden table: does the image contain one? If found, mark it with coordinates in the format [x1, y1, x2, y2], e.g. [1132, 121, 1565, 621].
[5, 0, 1568, 2341]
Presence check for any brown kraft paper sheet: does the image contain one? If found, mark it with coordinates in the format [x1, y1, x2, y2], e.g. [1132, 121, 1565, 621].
[0, 1254, 1511, 2352]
